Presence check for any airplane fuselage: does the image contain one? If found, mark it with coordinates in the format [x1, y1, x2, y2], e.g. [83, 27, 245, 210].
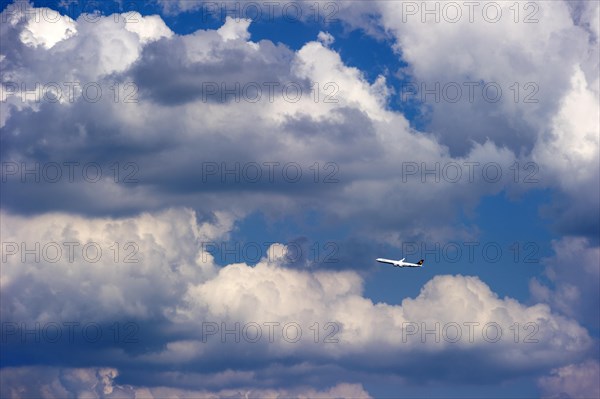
[376, 258, 424, 268]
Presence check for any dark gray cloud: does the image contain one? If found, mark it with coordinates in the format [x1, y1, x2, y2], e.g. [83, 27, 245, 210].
[2, 2, 596, 240]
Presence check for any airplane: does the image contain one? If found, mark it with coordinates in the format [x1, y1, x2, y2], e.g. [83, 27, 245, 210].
[376, 257, 425, 268]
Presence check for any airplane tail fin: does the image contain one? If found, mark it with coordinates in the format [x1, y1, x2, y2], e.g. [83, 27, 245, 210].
[417, 259, 424, 265]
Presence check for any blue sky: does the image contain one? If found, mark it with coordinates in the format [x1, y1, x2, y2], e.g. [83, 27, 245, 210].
[0, 0, 599, 398]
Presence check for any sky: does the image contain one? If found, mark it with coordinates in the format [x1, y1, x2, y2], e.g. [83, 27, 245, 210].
[0, 0, 599, 398]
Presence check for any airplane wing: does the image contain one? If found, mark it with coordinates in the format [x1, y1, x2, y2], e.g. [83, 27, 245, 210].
[376, 258, 397, 265]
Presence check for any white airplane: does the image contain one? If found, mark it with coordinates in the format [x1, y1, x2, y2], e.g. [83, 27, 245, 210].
[376, 257, 424, 268]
